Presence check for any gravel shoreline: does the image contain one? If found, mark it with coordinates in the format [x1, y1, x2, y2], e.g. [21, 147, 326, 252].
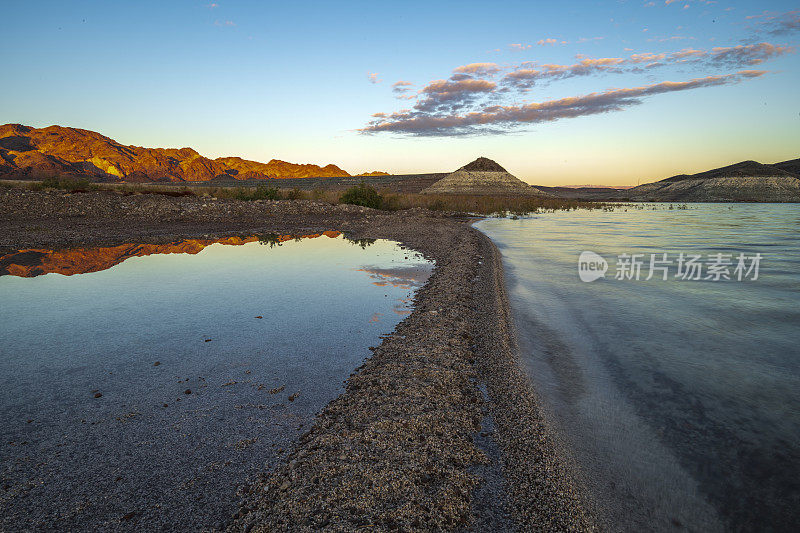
[0, 188, 597, 531]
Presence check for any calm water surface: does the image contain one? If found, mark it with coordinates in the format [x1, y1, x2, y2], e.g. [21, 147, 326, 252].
[476, 204, 800, 532]
[0, 234, 432, 530]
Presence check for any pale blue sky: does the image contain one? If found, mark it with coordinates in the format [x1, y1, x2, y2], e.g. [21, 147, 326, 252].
[4, 1, 799, 184]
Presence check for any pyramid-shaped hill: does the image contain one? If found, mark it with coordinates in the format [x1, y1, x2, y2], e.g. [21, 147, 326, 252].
[422, 157, 547, 196]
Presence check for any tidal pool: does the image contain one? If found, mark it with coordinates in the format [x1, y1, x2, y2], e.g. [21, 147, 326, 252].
[0, 233, 432, 530]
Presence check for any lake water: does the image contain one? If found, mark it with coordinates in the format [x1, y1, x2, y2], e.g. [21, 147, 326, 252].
[0, 233, 432, 530]
[476, 204, 800, 532]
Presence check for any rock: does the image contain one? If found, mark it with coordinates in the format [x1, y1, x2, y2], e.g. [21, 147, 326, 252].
[153, 361, 160, 366]
[184, 389, 192, 395]
[288, 393, 299, 402]
[94, 392, 103, 398]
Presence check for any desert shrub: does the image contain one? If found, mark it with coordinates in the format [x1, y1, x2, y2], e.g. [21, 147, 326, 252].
[428, 199, 447, 211]
[41, 176, 95, 192]
[286, 187, 304, 200]
[228, 184, 280, 201]
[339, 183, 383, 209]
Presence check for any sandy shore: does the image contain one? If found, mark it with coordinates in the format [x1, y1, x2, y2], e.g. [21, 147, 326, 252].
[0, 188, 598, 531]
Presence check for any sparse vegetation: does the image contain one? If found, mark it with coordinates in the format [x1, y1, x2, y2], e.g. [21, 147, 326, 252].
[376, 191, 617, 215]
[32, 176, 97, 192]
[2, 178, 623, 214]
[339, 183, 383, 209]
[286, 187, 304, 200]
[225, 184, 281, 201]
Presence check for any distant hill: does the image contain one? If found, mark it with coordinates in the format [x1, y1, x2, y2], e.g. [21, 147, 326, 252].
[0, 124, 375, 182]
[772, 158, 800, 176]
[659, 160, 798, 183]
[356, 171, 391, 177]
[624, 159, 800, 202]
[215, 156, 350, 180]
[422, 157, 548, 196]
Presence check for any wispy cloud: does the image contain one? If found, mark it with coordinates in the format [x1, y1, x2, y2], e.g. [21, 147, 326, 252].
[414, 78, 497, 113]
[360, 71, 766, 136]
[452, 62, 502, 76]
[751, 10, 800, 35]
[501, 42, 791, 89]
[368, 72, 381, 84]
[509, 43, 532, 50]
[214, 19, 235, 26]
[707, 42, 793, 66]
[392, 80, 415, 99]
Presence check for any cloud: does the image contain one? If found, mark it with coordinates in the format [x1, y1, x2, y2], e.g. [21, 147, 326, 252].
[509, 43, 532, 50]
[708, 42, 793, 66]
[414, 78, 496, 113]
[503, 56, 627, 88]
[207, 2, 218, 7]
[368, 72, 381, 84]
[756, 10, 800, 35]
[537, 38, 558, 45]
[214, 19, 235, 26]
[391, 81, 415, 98]
[392, 80, 414, 92]
[360, 71, 766, 136]
[452, 62, 501, 77]
[501, 43, 791, 88]
[576, 36, 605, 43]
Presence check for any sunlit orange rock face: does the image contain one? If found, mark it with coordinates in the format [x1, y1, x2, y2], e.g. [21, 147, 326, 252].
[0, 124, 364, 182]
[0, 232, 341, 278]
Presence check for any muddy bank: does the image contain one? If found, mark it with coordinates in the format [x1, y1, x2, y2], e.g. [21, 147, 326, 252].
[0, 188, 597, 531]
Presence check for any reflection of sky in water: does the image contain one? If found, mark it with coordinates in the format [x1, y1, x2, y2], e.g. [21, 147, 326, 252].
[355, 265, 432, 316]
[476, 204, 800, 532]
[0, 235, 432, 529]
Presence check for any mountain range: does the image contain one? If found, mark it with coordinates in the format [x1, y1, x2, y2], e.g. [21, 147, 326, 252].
[0, 124, 384, 182]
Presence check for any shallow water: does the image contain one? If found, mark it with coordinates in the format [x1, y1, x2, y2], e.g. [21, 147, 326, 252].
[0, 234, 432, 530]
[476, 204, 800, 532]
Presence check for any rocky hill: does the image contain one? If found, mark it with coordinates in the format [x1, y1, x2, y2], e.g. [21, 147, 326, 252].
[214, 156, 350, 180]
[422, 157, 547, 196]
[0, 124, 367, 182]
[624, 159, 800, 202]
[772, 158, 800, 176]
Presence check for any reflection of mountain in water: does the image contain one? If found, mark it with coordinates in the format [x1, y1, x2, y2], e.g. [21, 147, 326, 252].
[0, 231, 341, 277]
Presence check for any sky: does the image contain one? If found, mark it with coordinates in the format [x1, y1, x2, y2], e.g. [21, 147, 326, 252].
[3, 0, 799, 185]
